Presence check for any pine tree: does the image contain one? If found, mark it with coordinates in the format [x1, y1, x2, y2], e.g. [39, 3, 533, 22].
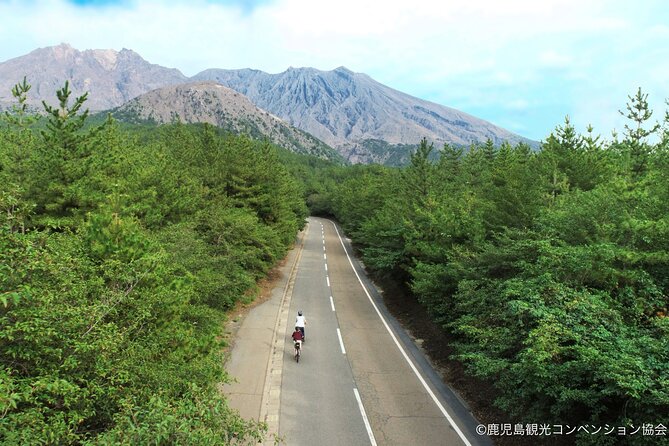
[619, 87, 660, 178]
[437, 142, 463, 185]
[481, 138, 497, 162]
[659, 99, 669, 151]
[0, 78, 39, 232]
[401, 137, 435, 203]
[41, 81, 92, 152]
[29, 82, 105, 228]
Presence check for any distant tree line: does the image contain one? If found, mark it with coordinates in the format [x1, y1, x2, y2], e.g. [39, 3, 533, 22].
[308, 89, 669, 445]
[0, 79, 306, 444]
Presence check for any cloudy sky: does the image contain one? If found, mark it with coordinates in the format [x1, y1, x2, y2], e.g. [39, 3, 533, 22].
[1, 0, 668, 141]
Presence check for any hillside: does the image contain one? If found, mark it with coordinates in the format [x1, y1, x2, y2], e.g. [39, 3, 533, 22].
[111, 82, 341, 160]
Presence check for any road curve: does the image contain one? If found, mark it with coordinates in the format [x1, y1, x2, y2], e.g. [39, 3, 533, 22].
[279, 217, 491, 446]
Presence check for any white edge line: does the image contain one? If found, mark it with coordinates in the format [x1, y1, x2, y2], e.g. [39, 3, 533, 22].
[354, 388, 378, 446]
[330, 295, 335, 312]
[336, 328, 346, 354]
[332, 221, 473, 446]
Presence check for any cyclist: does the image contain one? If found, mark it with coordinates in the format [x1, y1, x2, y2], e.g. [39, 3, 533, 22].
[295, 310, 306, 342]
[292, 326, 304, 356]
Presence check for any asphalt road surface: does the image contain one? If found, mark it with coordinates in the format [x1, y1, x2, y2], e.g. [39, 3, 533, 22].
[279, 218, 492, 446]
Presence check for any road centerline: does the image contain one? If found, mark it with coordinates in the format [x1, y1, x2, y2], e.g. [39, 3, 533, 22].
[336, 328, 346, 354]
[279, 219, 371, 445]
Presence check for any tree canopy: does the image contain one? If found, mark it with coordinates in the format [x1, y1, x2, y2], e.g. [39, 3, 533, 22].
[311, 93, 669, 445]
[0, 81, 306, 444]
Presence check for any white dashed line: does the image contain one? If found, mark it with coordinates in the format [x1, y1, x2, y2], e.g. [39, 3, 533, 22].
[330, 296, 335, 312]
[336, 328, 346, 354]
[332, 221, 473, 446]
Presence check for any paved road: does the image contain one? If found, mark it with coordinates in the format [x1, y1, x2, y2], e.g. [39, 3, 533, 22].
[279, 218, 491, 446]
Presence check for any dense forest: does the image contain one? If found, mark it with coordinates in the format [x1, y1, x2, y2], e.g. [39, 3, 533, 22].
[1, 77, 668, 445]
[308, 89, 669, 445]
[0, 80, 306, 444]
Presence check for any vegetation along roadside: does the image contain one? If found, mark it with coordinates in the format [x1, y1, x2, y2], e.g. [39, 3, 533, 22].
[1, 78, 667, 445]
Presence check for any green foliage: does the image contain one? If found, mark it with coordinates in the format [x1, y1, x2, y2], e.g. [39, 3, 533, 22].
[0, 81, 307, 444]
[5, 75, 668, 445]
[89, 388, 266, 445]
[315, 89, 669, 444]
[618, 88, 661, 179]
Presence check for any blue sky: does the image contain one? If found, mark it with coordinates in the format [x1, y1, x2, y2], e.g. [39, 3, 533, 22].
[1, 0, 668, 142]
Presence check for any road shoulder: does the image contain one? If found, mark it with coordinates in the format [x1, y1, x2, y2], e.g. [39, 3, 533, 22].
[221, 227, 306, 424]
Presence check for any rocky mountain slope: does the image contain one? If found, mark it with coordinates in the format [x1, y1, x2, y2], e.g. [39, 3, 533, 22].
[192, 67, 535, 163]
[0, 43, 187, 110]
[112, 82, 340, 160]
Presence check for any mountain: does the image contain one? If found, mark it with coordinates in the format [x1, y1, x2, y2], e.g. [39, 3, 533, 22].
[0, 43, 187, 110]
[0, 44, 536, 164]
[111, 82, 341, 160]
[191, 66, 535, 163]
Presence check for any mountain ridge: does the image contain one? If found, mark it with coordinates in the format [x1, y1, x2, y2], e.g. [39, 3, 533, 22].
[0, 43, 537, 164]
[192, 66, 534, 163]
[0, 43, 188, 110]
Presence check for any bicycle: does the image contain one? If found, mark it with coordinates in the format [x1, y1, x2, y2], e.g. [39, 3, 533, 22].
[294, 340, 302, 363]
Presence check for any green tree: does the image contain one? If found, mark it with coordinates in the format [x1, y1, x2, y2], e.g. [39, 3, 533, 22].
[0, 78, 39, 232]
[619, 88, 660, 178]
[436, 142, 463, 187]
[27, 81, 105, 228]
